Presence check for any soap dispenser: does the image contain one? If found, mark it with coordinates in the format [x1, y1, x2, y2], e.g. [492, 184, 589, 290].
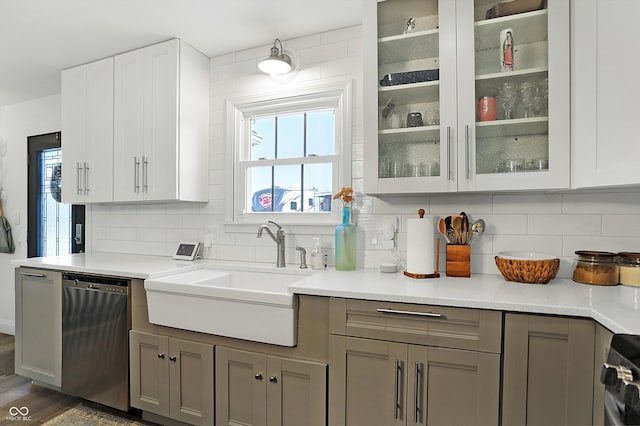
[310, 237, 324, 270]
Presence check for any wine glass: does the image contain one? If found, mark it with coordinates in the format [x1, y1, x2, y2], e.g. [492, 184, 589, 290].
[497, 82, 518, 120]
[537, 77, 549, 115]
[518, 81, 536, 119]
[532, 86, 545, 117]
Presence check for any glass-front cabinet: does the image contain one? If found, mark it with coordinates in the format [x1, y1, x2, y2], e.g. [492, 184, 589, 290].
[363, 0, 570, 195]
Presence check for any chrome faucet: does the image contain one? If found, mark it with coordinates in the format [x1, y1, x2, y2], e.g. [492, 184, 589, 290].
[257, 221, 286, 267]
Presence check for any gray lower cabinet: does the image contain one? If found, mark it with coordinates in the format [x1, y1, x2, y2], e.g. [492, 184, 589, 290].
[502, 313, 596, 426]
[328, 298, 502, 426]
[129, 330, 214, 426]
[329, 335, 500, 426]
[14, 268, 62, 387]
[215, 346, 327, 426]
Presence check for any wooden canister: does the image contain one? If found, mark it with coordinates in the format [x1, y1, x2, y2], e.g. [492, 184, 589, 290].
[446, 245, 471, 277]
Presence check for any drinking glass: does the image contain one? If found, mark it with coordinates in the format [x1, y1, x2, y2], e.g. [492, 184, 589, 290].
[537, 77, 549, 115]
[497, 82, 518, 119]
[518, 81, 536, 118]
[532, 87, 545, 117]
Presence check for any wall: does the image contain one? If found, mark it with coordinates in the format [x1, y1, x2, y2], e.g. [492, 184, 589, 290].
[0, 95, 61, 334]
[90, 25, 640, 281]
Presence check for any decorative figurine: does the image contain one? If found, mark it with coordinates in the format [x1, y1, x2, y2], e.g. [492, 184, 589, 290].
[404, 17, 415, 34]
[500, 28, 514, 72]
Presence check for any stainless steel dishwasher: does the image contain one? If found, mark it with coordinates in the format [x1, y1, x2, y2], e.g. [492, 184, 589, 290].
[61, 273, 131, 411]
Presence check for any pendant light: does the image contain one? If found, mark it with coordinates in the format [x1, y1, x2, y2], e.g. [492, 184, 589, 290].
[258, 39, 292, 75]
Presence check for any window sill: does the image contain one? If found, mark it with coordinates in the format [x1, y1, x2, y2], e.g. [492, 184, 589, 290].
[223, 222, 337, 236]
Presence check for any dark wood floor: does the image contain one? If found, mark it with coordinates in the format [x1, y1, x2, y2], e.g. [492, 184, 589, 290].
[0, 333, 152, 425]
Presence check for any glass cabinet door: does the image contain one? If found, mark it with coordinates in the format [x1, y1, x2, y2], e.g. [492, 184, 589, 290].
[364, 0, 458, 194]
[456, 0, 569, 191]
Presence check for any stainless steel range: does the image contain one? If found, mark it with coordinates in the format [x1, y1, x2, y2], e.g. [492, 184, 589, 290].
[602, 334, 640, 425]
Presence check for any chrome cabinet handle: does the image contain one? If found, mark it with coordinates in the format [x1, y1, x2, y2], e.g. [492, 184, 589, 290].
[269, 376, 278, 383]
[20, 272, 46, 278]
[169, 355, 177, 362]
[446, 126, 452, 181]
[394, 359, 403, 420]
[142, 156, 148, 192]
[157, 353, 165, 359]
[414, 362, 423, 423]
[255, 373, 263, 381]
[76, 162, 83, 195]
[377, 308, 444, 318]
[465, 125, 470, 180]
[84, 162, 89, 195]
[134, 157, 140, 193]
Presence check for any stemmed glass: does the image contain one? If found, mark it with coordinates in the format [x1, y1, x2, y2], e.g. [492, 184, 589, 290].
[518, 81, 536, 118]
[537, 77, 549, 115]
[497, 82, 518, 120]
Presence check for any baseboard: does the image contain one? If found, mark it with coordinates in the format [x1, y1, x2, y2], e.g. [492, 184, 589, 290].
[0, 319, 15, 335]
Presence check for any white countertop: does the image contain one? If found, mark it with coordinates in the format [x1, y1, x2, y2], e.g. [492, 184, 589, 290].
[289, 269, 640, 335]
[12, 253, 202, 279]
[13, 253, 640, 334]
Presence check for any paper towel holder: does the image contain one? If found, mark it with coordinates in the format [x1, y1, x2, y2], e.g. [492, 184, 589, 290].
[404, 208, 441, 279]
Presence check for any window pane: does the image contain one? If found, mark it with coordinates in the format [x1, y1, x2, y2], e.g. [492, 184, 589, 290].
[248, 166, 273, 212]
[274, 165, 302, 212]
[251, 117, 275, 160]
[304, 163, 333, 212]
[307, 110, 335, 156]
[277, 113, 304, 159]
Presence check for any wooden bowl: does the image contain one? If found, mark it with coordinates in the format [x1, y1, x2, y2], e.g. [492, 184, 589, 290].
[495, 251, 560, 284]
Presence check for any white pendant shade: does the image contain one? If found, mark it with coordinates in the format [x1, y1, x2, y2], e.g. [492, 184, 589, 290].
[258, 57, 292, 74]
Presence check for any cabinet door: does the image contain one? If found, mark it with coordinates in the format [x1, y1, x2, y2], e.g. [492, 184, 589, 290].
[14, 268, 62, 387]
[216, 346, 267, 426]
[407, 345, 499, 426]
[329, 335, 406, 426]
[114, 47, 144, 202]
[363, 0, 458, 195]
[168, 338, 214, 426]
[572, 0, 640, 188]
[502, 313, 595, 426]
[456, 0, 570, 191]
[266, 356, 327, 426]
[83, 58, 114, 203]
[129, 331, 170, 417]
[61, 64, 87, 204]
[62, 58, 113, 203]
[141, 39, 179, 201]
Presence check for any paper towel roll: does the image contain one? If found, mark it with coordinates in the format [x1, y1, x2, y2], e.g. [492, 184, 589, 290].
[406, 216, 435, 274]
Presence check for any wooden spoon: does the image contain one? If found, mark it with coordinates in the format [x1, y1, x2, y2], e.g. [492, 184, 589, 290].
[438, 218, 450, 243]
[451, 216, 463, 245]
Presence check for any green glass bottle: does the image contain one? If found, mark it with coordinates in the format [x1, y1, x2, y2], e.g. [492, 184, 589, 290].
[335, 205, 356, 270]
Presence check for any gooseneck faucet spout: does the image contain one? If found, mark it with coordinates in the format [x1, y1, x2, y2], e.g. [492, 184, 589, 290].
[257, 221, 286, 267]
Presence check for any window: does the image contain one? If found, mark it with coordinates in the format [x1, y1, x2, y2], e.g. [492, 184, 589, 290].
[227, 80, 352, 225]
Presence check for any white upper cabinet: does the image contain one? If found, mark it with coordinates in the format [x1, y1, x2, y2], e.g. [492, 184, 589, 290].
[113, 39, 209, 202]
[363, 0, 570, 195]
[61, 57, 114, 203]
[572, 0, 640, 188]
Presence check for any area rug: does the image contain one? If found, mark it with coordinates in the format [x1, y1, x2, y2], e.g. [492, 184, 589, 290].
[43, 403, 147, 425]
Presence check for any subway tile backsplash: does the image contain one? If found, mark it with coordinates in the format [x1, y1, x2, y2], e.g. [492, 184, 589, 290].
[89, 25, 640, 279]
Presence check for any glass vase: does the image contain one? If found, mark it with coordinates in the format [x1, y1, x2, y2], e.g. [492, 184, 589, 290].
[335, 205, 356, 270]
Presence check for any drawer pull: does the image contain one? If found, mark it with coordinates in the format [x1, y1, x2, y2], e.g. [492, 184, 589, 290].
[20, 272, 46, 278]
[377, 308, 444, 318]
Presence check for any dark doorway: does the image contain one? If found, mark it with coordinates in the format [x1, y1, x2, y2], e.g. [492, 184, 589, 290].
[27, 132, 85, 257]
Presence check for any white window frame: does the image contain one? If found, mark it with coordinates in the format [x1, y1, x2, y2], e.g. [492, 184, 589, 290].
[225, 79, 353, 226]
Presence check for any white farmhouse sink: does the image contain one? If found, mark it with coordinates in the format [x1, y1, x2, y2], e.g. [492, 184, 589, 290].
[144, 266, 314, 346]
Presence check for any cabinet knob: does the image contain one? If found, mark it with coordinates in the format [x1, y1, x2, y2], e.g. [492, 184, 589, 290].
[601, 363, 633, 386]
[157, 353, 165, 359]
[624, 380, 640, 410]
[255, 373, 263, 381]
[269, 376, 278, 383]
[169, 356, 177, 362]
